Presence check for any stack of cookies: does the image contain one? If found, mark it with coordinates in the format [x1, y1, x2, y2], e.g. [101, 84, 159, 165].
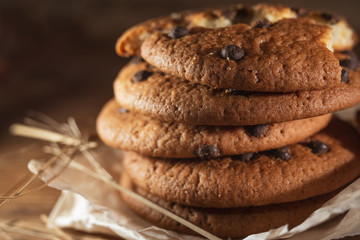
[97, 4, 360, 238]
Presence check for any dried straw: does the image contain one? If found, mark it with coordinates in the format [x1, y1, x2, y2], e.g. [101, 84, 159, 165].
[2, 115, 222, 240]
[0, 217, 110, 240]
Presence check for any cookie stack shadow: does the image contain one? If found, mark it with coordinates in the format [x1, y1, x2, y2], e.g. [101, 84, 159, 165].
[97, 4, 360, 238]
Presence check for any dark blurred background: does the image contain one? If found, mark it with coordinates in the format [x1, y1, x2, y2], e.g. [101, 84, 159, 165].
[1, 0, 360, 135]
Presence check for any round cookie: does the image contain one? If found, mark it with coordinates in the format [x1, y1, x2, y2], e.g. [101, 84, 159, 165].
[116, 4, 357, 57]
[141, 18, 341, 92]
[97, 99, 332, 158]
[122, 118, 360, 208]
[120, 172, 340, 238]
[114, 60, 360, 126]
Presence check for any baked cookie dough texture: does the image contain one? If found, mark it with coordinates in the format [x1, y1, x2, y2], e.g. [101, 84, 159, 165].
[97, 3, 360, 238]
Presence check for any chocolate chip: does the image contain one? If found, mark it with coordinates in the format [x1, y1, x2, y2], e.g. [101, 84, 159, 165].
[341, 69, 349, 83]
[226, 7, 252, 24]
[196, 145, 221, 159]
[307, 140, 330, 154]
[245, 124, 269, 137]
[268, 146, 291, 161]
[225, 89, 251, 96]
[169, 26, 189, 39]
[223, 8, 249, 20]
[236, 7, 250, 17]
[133, 70, 153, 83]
[220, 44, 244, 61]
[130, 56, 144, 64]
[117, 108, 130, 113]
[232, 153, 254, 162]
[340, 59, 358, 70]
[254, 18, 272, 28]
[321, 12, 341, 25]
[291, 7, 308, 17]
[356, 110, 360, 127]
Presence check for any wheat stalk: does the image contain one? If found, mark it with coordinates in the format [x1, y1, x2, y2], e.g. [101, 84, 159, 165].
[2, 115, 222, 240]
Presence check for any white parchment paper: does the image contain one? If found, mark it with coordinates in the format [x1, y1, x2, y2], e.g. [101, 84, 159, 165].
[27, 106, 360, 240]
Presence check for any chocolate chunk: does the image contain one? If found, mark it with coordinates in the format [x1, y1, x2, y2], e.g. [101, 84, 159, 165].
[237, 7, 250, 17]
[356, 110, 360, 128]
[291, 7, 308, 17]
[268, 146, 291, 161]
[233, 153, 254, 162]
[220, 44, 244, 61]
[340, 59, 357, 70]
[133, 70, 153, 83]
[224, 7, 251, 23]
[340, 51, 358, 71]
[225, 89, 251, 96]
[321, 12, 341, 25]
[341, 69, 349, 83]
[169, 26, 189, 39]
[245, 124, 269, 137]
[254, 18, 272, 28]
[117, 108, 130, 113]
[308, 140, 330, 154]
[196, 145, 221, 159]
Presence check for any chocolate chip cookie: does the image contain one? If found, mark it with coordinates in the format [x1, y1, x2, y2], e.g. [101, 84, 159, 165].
[116, 4, 357, 57]
[122, 118, 360, 208]
[119, 171, 341, 238]
[114, 61, 360, 125]
[97, 99, 332, 158]
[141, 18, 341, 92]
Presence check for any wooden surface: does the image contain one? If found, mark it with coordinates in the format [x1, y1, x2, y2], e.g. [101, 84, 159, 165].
[1, 0, 360, 239]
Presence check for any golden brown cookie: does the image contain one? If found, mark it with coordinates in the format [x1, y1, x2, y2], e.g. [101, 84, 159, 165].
[120, 171, 340, 238]
[97, 99, 332, 158]
[141, 18, 340, 92]
[116, 4, 357, 57]
[122, 118, 360, 208]
[114, 60, 360, 126]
